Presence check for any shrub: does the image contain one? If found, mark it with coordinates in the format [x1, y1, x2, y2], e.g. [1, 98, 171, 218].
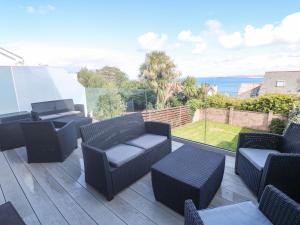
[289, 105, 300, 124]
[186, 99, 204, 116]
[240, 94, 299, 115]
[269, 118, 287, 135]
[206, 95, 242, 109]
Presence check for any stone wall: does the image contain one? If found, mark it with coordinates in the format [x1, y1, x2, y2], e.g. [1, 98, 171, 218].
[194, 107, 287, 131]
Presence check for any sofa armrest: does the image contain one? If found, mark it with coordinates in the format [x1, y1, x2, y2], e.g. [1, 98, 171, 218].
[258, 154, 300, 201]
[237, 133, 282, 150]
[31, 111, 40, 121]
[259, 185, 300, 225]
[81, 143, 114, 200]
[184, 200, 204, 225]
[145, 121, 171, 139]
[74, 104, 85, 115]
[56, 121, 77, 151]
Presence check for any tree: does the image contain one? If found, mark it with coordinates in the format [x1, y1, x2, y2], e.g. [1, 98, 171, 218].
[77, 66, 128, 89]
[77, 67, 106, 88]
[96, 66, 128, 88]
[139, 51, 181, 108]
[180, 76, 199, 103]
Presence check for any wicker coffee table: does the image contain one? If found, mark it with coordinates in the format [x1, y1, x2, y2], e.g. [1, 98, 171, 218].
[151, 144, 225, 215]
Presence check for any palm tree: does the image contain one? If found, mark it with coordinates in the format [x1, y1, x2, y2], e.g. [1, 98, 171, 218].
[139, 51, 181, 108]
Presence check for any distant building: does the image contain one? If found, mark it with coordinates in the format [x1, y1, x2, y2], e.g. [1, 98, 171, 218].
[207, 85, 218, 96]
[237, 83, 261, 98]
[259, 71, 300, 95]
[237, 71, 300, 98]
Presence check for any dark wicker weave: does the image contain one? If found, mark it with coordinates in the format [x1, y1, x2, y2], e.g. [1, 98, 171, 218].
[80, 113, 171, 200]
[31, 99, 85, 121]
[0, 202, 26, 225]
[0, 112, 32, 151]
[151, 145, 225, 215]
[235, 122, 300, 202]
[21, 121, 77, 163]
[54, 116, 92, 138]
[185, 185, 300, 225]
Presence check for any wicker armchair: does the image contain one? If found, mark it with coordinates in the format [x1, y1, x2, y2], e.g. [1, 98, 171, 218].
[235, 122, 300, 202]
[185, 185, 300, 225]
[21, 121, 77, 163]
[80, 113, 171, 200]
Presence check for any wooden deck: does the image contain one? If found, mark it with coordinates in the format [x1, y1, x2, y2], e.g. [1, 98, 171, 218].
[0, 140, 256, 225]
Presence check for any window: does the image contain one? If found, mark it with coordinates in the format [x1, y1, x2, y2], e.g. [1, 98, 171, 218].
[276, 80, 285, 87]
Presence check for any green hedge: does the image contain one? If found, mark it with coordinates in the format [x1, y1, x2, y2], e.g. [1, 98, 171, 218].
[186, 94, 300, 116]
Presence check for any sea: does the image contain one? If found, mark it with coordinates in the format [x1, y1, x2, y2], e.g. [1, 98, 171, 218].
[196, 76, 264, 96]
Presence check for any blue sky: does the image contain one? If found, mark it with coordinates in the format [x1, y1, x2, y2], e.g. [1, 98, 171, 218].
[1, 0, 300, 78]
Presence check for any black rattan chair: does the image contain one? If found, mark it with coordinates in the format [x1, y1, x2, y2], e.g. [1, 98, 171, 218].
[185, 185, 300, 225]
[21, 121, 77, 163]
[80, 113, 171, 200]
[235, 122, 300, 202]
[0, 112, 32, 151]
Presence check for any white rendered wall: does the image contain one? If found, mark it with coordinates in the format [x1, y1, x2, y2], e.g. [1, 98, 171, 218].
[0, 66, 86, 114]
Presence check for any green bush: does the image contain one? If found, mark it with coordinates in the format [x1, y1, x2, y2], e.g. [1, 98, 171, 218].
[186, 99, 204, 116]
[289, 105, 300, 124]
[269, 118, 287, 134]
[206, 95, 242, 109]
[240, 94, 299, 115]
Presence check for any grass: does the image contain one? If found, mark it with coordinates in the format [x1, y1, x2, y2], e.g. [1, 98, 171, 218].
[172, 120, 259, 151]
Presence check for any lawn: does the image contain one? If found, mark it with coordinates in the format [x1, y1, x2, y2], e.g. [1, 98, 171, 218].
[172, 120, 259, 151]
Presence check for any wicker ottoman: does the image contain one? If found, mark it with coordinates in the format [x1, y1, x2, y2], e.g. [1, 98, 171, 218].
[151, 145, 225, 215]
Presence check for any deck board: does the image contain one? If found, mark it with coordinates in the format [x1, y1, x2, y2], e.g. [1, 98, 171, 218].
[0, 141, 257, 225]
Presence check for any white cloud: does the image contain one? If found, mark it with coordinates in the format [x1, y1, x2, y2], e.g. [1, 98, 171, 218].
[217, 12, 300, 49]
[178, 30, 207, 53]
[138, 32, 168, 51]
[274, 12, 300, 43]
[206, 20, 222, 34]
[178, 30, 204, 43]
[1, 42, 141, 79]
[244, 24, 274, 47]
[26, 4, 56, 14]
[218, 32, 243, 49]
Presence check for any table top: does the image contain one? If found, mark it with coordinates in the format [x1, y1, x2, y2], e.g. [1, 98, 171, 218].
[152, 145, 225, 188]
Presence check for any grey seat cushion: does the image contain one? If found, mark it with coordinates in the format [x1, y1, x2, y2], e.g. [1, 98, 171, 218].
[126, 134, 167, 149]
[57, 111, 81, 117]
[199, 202, 272, 225]
[106, 144, 145, 167]
[39, 114, 62, 120]
[239, 148, 280, 170]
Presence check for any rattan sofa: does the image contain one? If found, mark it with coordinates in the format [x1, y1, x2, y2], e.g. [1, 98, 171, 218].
[31, 99, 85, 121]
[235, 122, 300, 202]
[185, 185, 300, 225]
[80, 113, 171, 200]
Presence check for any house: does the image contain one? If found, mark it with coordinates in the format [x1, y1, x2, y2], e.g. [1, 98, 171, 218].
[237, 71, 300, 98]
[259, 71, 300, 95]
[237, 83, 261, 98]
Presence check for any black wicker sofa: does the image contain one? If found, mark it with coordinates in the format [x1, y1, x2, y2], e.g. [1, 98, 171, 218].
[80, 112, 172, 200]
[185, 185, 300, 225]
[235, 122, 300, 202]
[31, 99, 85, 121]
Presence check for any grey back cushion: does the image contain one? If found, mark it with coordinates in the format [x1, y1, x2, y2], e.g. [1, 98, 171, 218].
[31, 101, 56, 115]
[55, 99, 75, 112]
[198, 202, 272, 225]
[81, 113, 145, 150]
